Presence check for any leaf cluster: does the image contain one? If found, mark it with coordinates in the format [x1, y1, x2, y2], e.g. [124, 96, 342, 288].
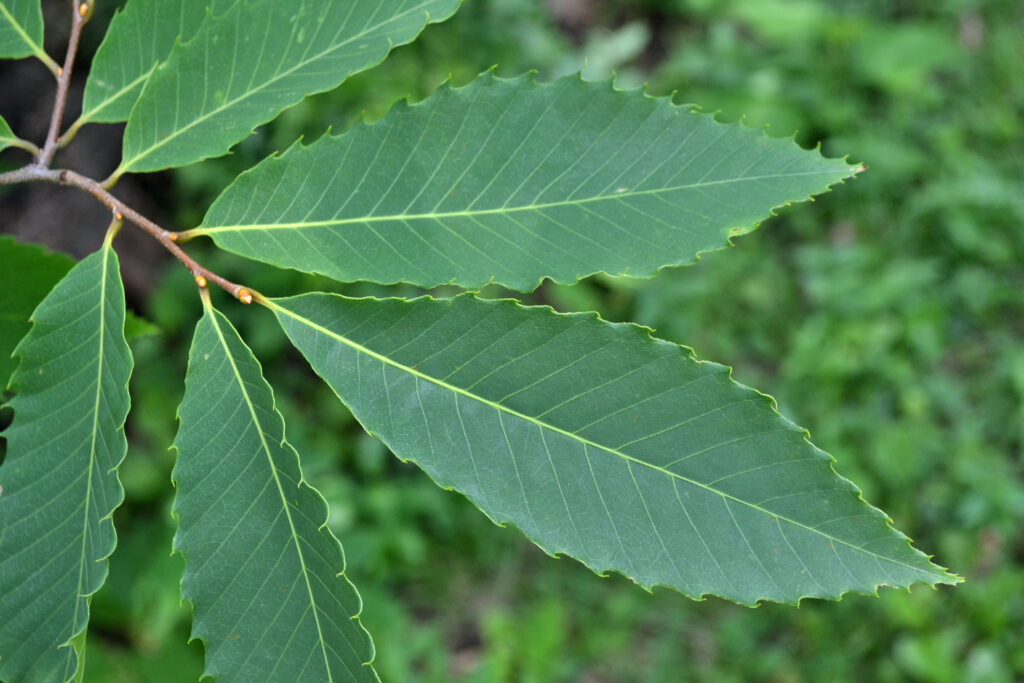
[0, 1, 959, 680]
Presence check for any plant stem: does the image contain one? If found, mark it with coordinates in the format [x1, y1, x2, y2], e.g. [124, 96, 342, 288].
[0, 165, 254, 302]
[36, 0, 88, 167]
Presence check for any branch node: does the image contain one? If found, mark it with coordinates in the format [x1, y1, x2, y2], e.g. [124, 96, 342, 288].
[2, 167, 252, 303]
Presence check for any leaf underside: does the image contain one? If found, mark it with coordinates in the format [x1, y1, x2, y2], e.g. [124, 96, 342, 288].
[79, 0, 238, 126]
[272, 293, 958, 606]
[119, 0, 462, 174]
[0, 245, 132, 682]
[173, 303, 375, 681]
[196, 71, 857, 291]
[0, 0, 44, 60]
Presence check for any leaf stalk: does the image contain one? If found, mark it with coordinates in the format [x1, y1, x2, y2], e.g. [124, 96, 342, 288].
[0, 165, 255, 303]
[1, 136, 42, 156]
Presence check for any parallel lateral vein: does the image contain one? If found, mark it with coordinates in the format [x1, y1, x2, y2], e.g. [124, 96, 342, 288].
[273, 301, 936, 577]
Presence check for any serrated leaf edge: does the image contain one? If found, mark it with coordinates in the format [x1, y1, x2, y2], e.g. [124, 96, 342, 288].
[270, 291, 961, 607]
[170, 301, 377, 681]
[0, 240, 131, 681]
[192, 69, 860, 292]
[117, 0, 463, 175]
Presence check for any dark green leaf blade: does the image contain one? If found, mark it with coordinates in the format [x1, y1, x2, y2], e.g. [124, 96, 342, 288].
[0, 242, 132, 682]
[0, 236, 75, 388]
[173, 299, 375, 681]
[0, 238, 155, 388]
[193, 72, 857, 291]
[117, 0, 462, 175]
[271, 293, 958, 606]
[75, 0, 237, 130]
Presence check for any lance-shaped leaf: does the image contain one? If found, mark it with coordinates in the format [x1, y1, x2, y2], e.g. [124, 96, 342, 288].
[191, 72, 857, 291]
[172, 298, 375, 681]
[0, 241, 131, 682]
[73, 0, 237, 132]
[270, 293, 958, 606]
[0, 0, 56, 72]
[0, 236, 75, 388]
[117, 0, 462, 175]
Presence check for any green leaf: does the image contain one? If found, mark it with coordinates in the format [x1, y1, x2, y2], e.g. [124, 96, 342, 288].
[271, 293, 958, 606]
[0, 236, 75, 389]
[0, 238, 156, 389]
[0, 114, 15, 151]
[191, 72, 857, 291]
[0, 113, 32, 154]
[172, 299, 376, 681]
[76, 0, 237, 130]
[0, 241, 132, 682]
[123, 310, 160, 342]
[0, 0, 47, 63]
[117, 0, 462, 175]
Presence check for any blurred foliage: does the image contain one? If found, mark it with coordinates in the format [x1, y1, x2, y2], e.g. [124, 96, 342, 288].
[15, 0, 1018, 680]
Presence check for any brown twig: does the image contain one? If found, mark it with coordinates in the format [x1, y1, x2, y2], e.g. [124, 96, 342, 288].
[0, 165, 254, 303]
[36, 1, 89, 167]
[3, 0, 255, 303]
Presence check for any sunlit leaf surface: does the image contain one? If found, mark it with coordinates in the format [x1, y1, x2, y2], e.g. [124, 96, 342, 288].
[195, 72, 857, 290]
[0, 0, 46, 61]
[77, 0, 237, 128]
[118, 0, 461, 174]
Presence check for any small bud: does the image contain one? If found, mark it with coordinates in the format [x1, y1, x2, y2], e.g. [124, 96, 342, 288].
[194, 275, 208, 288]
[78, 2, 88, 17]
[57, 67, 63, 76]
[168, 232, 179, 242]
[237, 289, 253, 305]
[114, 212, 123, 221]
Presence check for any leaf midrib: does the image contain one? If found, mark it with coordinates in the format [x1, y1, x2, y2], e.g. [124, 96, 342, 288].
[80, 65, 156, 125]
[0, 2, 44, 61]
[196, 169, 845, 234]
[120, 1, 439, 172]
[62, 248, 111, 680]
[272, 298, 941, 579]
[203, 305, 336, 681]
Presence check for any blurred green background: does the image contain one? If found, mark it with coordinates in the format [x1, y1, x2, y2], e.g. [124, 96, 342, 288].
[6, 0, 1024, 680]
